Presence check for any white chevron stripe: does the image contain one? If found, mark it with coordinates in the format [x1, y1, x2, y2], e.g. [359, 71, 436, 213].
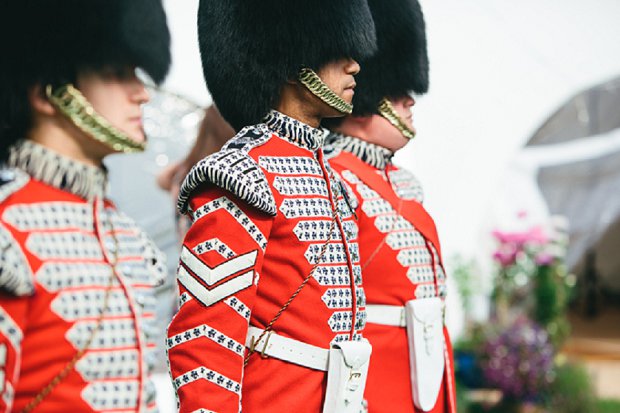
[178, 266, 254, 307]
[180, 247, 257, 286]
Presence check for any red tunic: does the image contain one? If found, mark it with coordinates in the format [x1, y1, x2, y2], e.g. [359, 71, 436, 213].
[0, 141, 166, 412]
[325, 134, 457, 413]
[166, 111, 365, 412]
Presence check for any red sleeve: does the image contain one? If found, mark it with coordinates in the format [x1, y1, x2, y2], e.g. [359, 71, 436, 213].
[0, 294, 29, 412]
[166, 187, 273, 413]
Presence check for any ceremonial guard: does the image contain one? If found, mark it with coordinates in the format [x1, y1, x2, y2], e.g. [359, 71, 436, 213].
[0, 1, 170, 411]
[166, 1, 377, 411]
[323, 0, 457, 412]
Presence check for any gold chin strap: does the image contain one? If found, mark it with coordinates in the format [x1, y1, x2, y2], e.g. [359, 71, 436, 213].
[298, 68, 353, 115]
[45, 84, 146, 153]
[378, 98, 416, 140]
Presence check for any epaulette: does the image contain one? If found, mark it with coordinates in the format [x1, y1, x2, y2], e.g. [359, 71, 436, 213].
[0, 168, 29, 203]
[0, 168, 35, 296]
[0, 224, 35, 296]
[177, 124, 277, 216]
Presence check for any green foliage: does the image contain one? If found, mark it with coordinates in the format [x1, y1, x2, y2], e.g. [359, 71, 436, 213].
[462, 400, 523, 413]
[544, 362, 597, 413]
[455, 379, 472, 413]
[454, 322, 490, 354]
[597, 399, 620, 413]
[532, 264, 571, 348]
[451, 256, 481, 322]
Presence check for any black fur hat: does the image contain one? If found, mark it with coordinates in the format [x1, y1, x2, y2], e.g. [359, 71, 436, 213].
[1, 0, 171, 86]
[198, 0, 378, 131]
[352, 0, 429, 116]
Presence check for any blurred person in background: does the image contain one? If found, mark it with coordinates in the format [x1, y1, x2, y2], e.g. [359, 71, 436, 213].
[157, 105, 234, 201]
[165, 0, 377, 411]
[0, 0, 170, 411]
[323, 0, 457, 412]
[157, 105, 234, 240]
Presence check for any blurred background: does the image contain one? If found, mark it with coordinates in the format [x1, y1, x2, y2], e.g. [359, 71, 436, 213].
[105, 0, 620, 411]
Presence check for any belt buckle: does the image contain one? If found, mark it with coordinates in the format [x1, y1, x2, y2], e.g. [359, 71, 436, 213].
[249, 331, 273, 359]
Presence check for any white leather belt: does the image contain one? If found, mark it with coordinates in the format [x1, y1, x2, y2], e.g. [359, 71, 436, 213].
[245, 326, 330, 371]
[365, 304, 406, 327]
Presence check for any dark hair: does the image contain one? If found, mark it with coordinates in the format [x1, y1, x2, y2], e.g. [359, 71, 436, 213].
[0, 70, 76, 162]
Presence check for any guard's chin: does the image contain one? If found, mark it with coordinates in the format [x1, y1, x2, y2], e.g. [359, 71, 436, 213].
[342, 89, 354, 104]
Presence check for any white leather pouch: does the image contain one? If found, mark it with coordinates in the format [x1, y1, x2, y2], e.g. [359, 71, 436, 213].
[405, 297, 445, 411]
[323, 339, 372, 413]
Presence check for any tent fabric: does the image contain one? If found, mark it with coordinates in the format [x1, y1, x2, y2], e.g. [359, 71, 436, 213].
[538, 141, 620, 291]
[527, 76, 620, 147]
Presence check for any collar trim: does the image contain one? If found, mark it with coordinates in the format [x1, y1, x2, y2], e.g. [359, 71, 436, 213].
[264, 110, 325, 151]
[7, 140, 108, 200]
[326, 133, 393, 169]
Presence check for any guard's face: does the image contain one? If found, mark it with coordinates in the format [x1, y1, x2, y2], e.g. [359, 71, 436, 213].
[366, 95, 416, 152]
[77, 66, 150, 145]
[390, 95, 416, 133]
[315, 58, 360, 116]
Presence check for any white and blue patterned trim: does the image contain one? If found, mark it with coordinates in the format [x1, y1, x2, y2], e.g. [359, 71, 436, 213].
[263, 110, 325, 151]
[193, 238, 236, 259]
[328, 310, 367, 333]
[387, 168, 424, 203]
[81, 380, 139, 410]
[75, 349, 140, 381]
[166, 324, 244, 356]
[324, 133, 393, 169]
[173, 366, 241, 395]
[192, 197, 268, 251]
[224, 296, 251, 321]
[258, 156, 323, 176]
[177, 125, 276, 216]
[178, 292, 193, 308]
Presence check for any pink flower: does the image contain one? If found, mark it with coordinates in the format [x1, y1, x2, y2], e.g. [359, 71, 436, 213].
[492, 230, 524, 245]
[523, 226, 549, 245]
[493, 248, 518, 267]
[535, 253, 554, 266]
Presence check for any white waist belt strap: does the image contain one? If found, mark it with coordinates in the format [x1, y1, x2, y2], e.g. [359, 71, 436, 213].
[365, 304, 406, 327]
[245, 326, 329, 371]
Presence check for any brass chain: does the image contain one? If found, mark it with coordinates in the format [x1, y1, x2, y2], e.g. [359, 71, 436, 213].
[377, 98, 416, 140]
[46, 84, 146, 153]
[20, 202, 119, 413]
[298, 68, 353, 115]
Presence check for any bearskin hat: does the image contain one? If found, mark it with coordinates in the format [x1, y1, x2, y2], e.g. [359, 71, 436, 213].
[351, 0, 429, 116]
[198, 0, 378, 131]
[1, 0, 171, 86]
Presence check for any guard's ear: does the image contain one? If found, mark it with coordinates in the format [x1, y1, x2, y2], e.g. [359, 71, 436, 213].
[28, 85, 56, 117]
